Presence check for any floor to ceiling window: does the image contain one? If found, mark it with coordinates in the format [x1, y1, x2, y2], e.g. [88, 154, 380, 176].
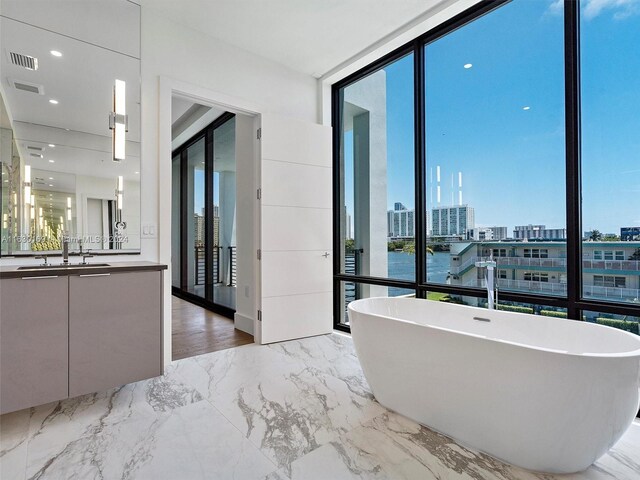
[332, 0, 640, 332]
[172, 112, 237, 317]
[580, 2, 640, 311]
[335, 53, 415, 324]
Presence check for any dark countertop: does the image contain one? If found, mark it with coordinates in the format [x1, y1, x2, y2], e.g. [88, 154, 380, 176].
[0, 261, 167, 279]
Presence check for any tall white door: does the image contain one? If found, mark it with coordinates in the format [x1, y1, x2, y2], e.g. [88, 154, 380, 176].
[259, 114, 332, 344]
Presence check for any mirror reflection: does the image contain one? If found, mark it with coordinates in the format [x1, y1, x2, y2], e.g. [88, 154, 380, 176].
[0, 0, 141, 256]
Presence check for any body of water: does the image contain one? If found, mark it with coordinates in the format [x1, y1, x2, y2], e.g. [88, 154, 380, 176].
[387, 250, 449, 296]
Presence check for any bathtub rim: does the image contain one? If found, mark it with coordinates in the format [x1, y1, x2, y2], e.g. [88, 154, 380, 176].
[348, 297, 640, 359]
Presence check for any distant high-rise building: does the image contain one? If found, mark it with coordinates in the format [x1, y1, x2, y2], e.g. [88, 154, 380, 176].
[194, 213, 205, 245]
[467, 226, 507, 241]
[621, 227, 640, 241]
[387, 205, 415, 239]
[346, 213, 353, 240]
[513, 224, 566, 240]
[431, 205, 475, 238]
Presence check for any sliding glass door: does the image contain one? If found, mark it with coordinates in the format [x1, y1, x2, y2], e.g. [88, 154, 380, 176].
[172, 113, 237, 316]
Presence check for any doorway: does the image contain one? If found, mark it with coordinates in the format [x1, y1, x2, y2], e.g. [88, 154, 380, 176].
[170, 97, 252, 360]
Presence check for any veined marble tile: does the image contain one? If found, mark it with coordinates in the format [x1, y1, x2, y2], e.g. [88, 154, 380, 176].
[0, 407, 30, 480]
[173, 335, 384, 475]
[267, 333, 357, 367]
[126, 400, 276, 480]
[286, 412, 640, 480]
[20, 364, 205, 479]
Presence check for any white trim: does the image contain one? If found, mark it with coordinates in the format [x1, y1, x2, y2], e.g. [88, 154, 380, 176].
[157, 75, 263, 365]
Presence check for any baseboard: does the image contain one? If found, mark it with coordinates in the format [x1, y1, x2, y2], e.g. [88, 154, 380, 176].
[234, 312, 254, 335]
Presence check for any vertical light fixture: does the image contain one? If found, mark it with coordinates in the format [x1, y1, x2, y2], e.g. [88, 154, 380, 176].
[109, 79, 127, 162]
[30, 195, 35, 220]
[66, 197, 72, 221]
[24, 165, 31, 204]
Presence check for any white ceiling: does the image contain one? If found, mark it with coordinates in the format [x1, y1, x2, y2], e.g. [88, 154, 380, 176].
[142, 0, 445, 77]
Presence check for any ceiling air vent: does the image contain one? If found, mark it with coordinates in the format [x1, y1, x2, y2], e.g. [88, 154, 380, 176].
[8, 78, 45, 95]
[9, 51, 38, 70]
[30, 153, 43, 158]
[27, 145, 44, 152]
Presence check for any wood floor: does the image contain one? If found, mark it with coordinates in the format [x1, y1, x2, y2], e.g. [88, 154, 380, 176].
[171, 296, 253, 361]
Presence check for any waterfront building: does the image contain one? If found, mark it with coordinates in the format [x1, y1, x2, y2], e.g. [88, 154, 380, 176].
[387, 203, 415, 239]
[513, 224, 566, 240]
[467, 226, 508, 241]
[449, 241, 640, 303]
[431, 205, 475, 238]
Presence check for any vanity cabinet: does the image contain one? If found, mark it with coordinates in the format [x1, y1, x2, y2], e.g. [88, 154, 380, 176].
[69, 271, 162, 397]
[0, 276, 69, 415]
[0, 263, 165, 414]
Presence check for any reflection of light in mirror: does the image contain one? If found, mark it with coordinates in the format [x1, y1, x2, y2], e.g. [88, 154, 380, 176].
[117, 176, 124, 211]
[24, 165, 31, 204]
[111, 79, 127, 162]
[66, 197, 72, 221]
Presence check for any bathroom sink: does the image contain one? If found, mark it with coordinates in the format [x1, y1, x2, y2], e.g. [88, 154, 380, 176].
[17, 263, 110, 270]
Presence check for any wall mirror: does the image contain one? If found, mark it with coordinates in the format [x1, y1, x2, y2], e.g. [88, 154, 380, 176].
[0, 0, 141, 256]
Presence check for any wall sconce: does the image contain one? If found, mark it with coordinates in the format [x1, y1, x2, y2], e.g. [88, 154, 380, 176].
[24, 165, 31, 204]
[109, 79, 127, 162]
[66, 197, 72, 221]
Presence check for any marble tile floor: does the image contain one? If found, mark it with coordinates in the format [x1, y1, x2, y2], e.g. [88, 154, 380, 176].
[1, 333, 639, 480]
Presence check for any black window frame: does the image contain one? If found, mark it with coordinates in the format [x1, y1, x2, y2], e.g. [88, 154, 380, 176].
[331, 0, 640, 334]
[171, 111, 236, 319]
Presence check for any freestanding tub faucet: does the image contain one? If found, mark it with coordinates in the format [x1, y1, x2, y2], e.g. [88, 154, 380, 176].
[475, 256, 498, 309]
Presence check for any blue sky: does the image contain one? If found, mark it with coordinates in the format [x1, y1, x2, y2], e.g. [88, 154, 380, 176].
[344, 0, 640, 235]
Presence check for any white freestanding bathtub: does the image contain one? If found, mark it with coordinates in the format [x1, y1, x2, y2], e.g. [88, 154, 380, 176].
[348, 297, 640, 474]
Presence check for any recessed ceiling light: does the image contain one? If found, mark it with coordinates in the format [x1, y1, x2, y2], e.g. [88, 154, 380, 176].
[48, 144, 55, 148]
[50, 50, 62, 57]
[523, 106, 531, 111]
[464, 63, 473, 69]
[48, 184, 53, 187]
[48, 159, 55, 163]
[49, 99, 59, 105]
[48, 177, 54, 180]
[134, 171, 139, 174]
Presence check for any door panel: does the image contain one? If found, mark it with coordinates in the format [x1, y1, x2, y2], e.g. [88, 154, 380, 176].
[260, 114, 332, 344]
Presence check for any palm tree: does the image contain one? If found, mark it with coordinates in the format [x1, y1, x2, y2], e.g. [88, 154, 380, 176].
[589, 229, 602, 241]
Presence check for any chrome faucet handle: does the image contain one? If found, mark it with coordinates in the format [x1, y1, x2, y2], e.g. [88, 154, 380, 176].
[34, 255, 48, 266]
[81, 252, 94, 265]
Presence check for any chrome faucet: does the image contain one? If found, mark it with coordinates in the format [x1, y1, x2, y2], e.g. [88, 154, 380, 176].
[475, 256, 498, 309]
[62, 233, 70, 264]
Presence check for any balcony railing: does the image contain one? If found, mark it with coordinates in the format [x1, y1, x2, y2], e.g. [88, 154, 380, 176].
[582, 259, 640, 272]
[466, 278, 640, 301]
[455, 255, 640, 272]
[195, 245, 236, 286]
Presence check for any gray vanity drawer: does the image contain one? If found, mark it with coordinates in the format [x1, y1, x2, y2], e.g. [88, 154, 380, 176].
[68, 270, 162, 397]
[0, 276, 69, 414]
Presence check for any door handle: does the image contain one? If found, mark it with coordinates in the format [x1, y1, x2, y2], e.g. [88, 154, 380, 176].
[322, 252, 330, 258]
[79, 273, 111, 278]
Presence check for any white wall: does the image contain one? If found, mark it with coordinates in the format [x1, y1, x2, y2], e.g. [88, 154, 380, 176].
[140, 6, 319, 363]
